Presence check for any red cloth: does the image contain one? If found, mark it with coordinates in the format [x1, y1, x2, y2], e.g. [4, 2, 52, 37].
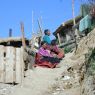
[57, 52, 64, 59]
[51, 46, 64, 59]
[34, 53, 57, 68]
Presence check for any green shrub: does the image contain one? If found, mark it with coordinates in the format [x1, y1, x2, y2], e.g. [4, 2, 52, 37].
[64, 47, 72, 54]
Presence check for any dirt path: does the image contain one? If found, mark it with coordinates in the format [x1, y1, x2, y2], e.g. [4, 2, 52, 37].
[9, 53, 81, 95]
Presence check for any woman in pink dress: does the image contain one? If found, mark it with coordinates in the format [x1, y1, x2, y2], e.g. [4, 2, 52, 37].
[34, 41, 60, 68]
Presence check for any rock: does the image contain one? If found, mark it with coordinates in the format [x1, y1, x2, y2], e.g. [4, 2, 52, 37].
[81, 76, 95, 95]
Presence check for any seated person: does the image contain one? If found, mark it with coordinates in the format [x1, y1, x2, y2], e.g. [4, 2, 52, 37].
[35, 41, 60, 68]
[43, 29, 51, 45]
[38, 41, 52, 57]
[50, 40, 65, 59]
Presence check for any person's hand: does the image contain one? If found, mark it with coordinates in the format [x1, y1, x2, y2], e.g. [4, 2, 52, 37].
[53, 54, 57, 58]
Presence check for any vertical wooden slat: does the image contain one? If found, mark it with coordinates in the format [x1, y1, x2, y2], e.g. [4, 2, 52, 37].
[15, 47, 24, 84]
[5, 47, 15, 83]
[15, 48, 22, 83]
[21, 47, 24, 84]
[0, 46, 5, 83]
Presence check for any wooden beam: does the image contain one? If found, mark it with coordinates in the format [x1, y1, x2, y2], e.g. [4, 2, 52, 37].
[20, 22, 26, 49]
[37, 19, 43, 37]
[57, 33, 61, 45]
[32, 11, 34, 35]
[37, 19, 43, 44]
[72, 0, 79, 37]
[72, 0, 76, 26]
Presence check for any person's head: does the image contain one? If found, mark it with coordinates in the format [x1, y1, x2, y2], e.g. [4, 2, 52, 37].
[51, 39, 57, 46]
[44, 29, 51, 36]
[41, 41, 47, 49]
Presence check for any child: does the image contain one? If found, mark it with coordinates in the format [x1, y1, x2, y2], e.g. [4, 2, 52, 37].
[51, 40, 65, 59]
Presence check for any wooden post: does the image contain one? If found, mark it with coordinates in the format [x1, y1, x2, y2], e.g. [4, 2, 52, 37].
[72, 0, 79, 51]
[37, 19, 43, 43]
[20, 22, 26, 49]
[32, 11, 34, 35]
[57, 33, 61, 45]
[72, 0, 76, 26]
[37, 19, 43, 37]
[39, 16, 43, 35]
[72, 0, 79, 37]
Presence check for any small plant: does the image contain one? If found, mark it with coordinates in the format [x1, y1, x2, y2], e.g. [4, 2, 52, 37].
[64, 47, 72, 54]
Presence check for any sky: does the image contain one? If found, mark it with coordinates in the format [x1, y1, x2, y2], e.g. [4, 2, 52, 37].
[0, 0, 82, 39]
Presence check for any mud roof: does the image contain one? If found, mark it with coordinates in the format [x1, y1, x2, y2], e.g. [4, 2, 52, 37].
[0, 37, 29, 47]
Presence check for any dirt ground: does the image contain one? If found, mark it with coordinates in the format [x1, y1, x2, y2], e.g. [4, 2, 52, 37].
[1, 52, 79, 95]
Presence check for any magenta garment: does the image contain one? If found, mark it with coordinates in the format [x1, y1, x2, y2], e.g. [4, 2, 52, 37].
[38, 47, 52, 57]
[52, 45, 59, 53]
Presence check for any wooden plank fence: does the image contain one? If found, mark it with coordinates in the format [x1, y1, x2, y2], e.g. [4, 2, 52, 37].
[0, 45, 24, 84]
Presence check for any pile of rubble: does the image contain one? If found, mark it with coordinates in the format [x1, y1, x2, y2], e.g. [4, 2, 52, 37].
[47, 28, 95, 95]
[75, 29, 95, 57]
